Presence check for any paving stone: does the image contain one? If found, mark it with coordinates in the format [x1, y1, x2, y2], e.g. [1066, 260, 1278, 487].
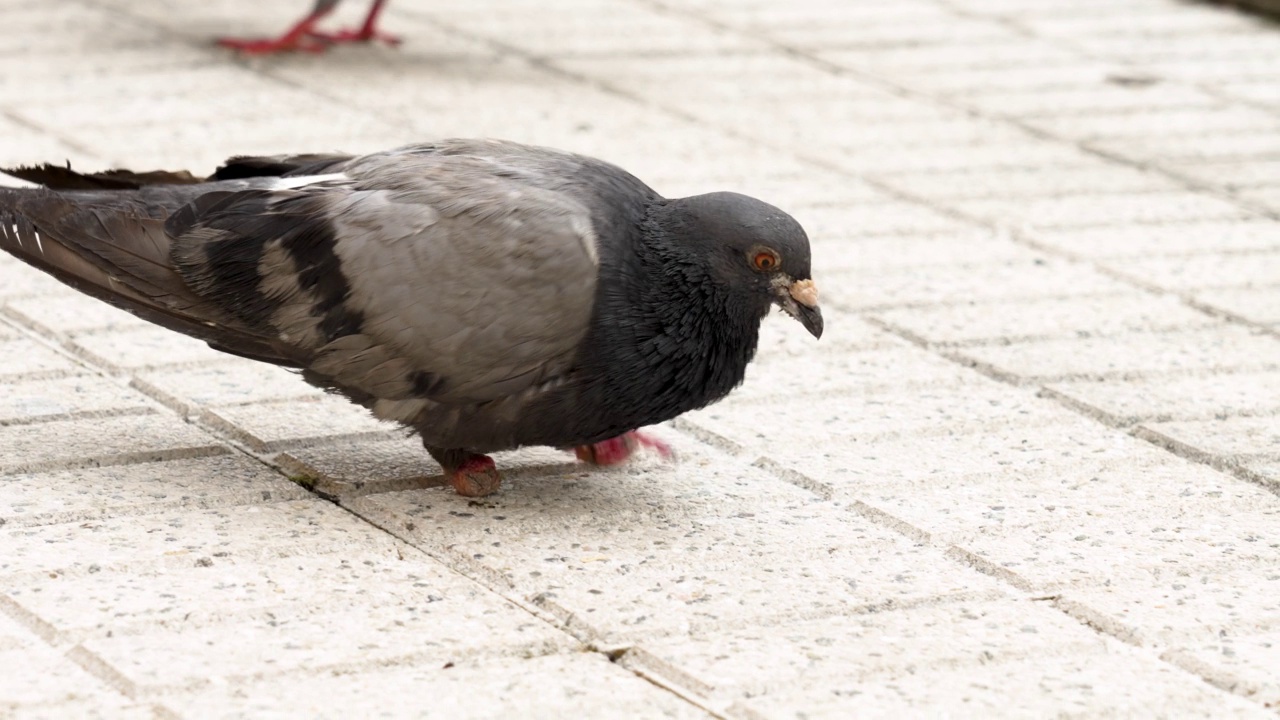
[161, 652, 710, 719]
[1170, 629, 1280, 709]
[0, 375, 155, 424]
[1047, 372, 1280, 424]
[795, 202, 974, 238]
[132, 362, 324, 415]
[965, 83, 1224, 118]
[749, 15, 1013, 50]
[634, 597, 1266, 717]
[1166, 158, 1280, 189]
[1024, 106, 1280, 139]
[1019, 7, 1263, 36]
[813, 233, 1036, 272]
[0, 641, 122, 710]
[872, 293, 1217, 344]
[1091, 131, 1280, 162]
[0, 454, 306, 529]
[733, 345, 980, 405]
[954, 192, 1253, 229]
[1065, 567, 1280, 649]
[1064, 28, 1280, 62]
[821, 39, 1084, 72]
[430, 1, 761, 56]
[0, 498, 393, 580]
[954, 326, 1280, 380]
[199, 397, 397, 453]
[1216, 80, 1280, 108]
[67, 327, 227, 372]
[1106, 251, 1280, 291]
[2, 294, 150, 336]
[0, 338, 80, 380]
[873, 164, 1179, 200]
[1028, 220, 1280, 257]
[738, 642, 1267, 718]
[1139, 415, 1280, 460]
[824, 256, 1131, 309]
[683, 379, 1074, 457]
[348, 448, 1005, 644]
[949, 468, 1280, 590]
[1195, 287, 1280, 326]
[851, 436, 1268, 529]
[3, 700, 160, 720]
[898, 63, 1133, 95]
[79, 576, 572, 691]
[0, 258, 74, 302]
[1237, 186, 1280, 214]
[0, 413, 227, 475]
[634, 600, 1096, 700]
[834, 140, 1100, 174]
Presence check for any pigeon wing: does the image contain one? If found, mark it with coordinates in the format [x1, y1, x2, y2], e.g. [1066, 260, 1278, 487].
[169, 150, 602, 407]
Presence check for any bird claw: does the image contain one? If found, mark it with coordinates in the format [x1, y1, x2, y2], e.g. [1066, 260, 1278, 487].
[574, 430, 675, 466]
[448, 455, 502, 497]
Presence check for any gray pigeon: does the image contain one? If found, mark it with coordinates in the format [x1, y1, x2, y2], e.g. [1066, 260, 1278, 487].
[217, 0, 398, 55]
[0, 139, 822, 497]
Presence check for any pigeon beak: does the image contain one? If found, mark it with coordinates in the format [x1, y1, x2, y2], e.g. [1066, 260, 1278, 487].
[794, 301, 824, 339]
[774, 277, 824, 339]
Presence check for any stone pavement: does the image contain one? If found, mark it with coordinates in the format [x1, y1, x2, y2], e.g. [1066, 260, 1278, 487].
[1, 0, 1279, 716]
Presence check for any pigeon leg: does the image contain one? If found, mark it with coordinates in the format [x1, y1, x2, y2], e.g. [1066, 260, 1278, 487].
[216, 0, 338, 54]
[574, 430, 674, 466]
[306, 0, 402, 45]
[427, 446, 503, 497]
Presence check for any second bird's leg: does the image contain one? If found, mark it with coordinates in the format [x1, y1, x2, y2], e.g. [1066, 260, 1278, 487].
[575, 430, 674, 466]
[307, 0, 401, 44]
[216, 0, 340, 54]
[426, 445, 503, 497]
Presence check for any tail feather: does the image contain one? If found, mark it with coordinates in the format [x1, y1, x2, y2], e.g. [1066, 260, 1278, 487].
[0, 176, 302, 368]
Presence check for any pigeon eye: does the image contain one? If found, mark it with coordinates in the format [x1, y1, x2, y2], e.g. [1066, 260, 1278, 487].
[751, 249, 780, 272]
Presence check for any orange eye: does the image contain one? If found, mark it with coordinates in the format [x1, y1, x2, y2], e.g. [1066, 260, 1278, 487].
[752, 250, 780, 272]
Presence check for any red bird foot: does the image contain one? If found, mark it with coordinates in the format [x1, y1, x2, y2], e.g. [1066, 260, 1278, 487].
[448, 455, 502, 497]
[217, 0, 397, 55]
[575, 431, 674, 466]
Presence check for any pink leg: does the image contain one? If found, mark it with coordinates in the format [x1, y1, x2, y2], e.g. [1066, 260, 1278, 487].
[307, 0, 402, 45]
[216, 7, 336, 55]
[575, 430, 674, 467]
[448, 455, 502, 497]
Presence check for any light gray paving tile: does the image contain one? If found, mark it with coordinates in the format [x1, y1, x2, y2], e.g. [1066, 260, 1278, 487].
[1194, 287, 1280, 325]
[872, 293, 1217, 344]
[1106, 251, 1280, 291]
[1028, 220, 1280, 257]
[953, 326, 1280, 380]
[1046, 371, 1280, 423]
[0, 454, 306, 529]
[348, 447, 1004, 644]
[160, 652, 711, 719]
[0, 413, 227, 475]
[0, 375, 154, 424]
[199, 397, 397, 453]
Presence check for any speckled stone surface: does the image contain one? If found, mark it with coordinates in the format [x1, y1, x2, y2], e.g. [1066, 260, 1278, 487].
[2, 0, 1279, 716]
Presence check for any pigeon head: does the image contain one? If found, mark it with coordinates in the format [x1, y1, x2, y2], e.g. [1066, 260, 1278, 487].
[667, 191, 823, 339]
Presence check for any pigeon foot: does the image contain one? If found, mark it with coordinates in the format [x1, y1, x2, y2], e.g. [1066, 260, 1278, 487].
[575, 430, 674, 466]
[448, 455, 502, 497]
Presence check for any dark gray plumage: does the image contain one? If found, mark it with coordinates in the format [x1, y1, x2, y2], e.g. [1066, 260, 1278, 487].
[0, 139, 822, 496]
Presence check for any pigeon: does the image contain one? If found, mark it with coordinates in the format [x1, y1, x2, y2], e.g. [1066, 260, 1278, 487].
[0, 139, 823, 497]
[217, 0, 399, 55]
